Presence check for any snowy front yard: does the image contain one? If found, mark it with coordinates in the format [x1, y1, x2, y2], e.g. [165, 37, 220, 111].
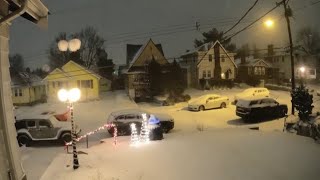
[16, 88, 320, 180]
[40, 129, 320, 180]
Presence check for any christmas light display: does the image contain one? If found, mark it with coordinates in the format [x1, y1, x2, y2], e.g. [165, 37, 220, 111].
[130, 123, 139, 145]
[140, 113, 150, 142]
[65, 123, 117, 146]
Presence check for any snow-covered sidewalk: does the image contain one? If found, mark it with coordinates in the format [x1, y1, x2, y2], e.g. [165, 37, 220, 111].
[40, 129, 320, 180]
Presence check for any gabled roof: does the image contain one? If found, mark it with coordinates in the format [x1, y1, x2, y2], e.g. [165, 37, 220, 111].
[43, 68, 71, 81]
[11, 72, 44, 88]
[127, 43, 164, 65]
[235, 56, 271, 67]
[127, 39, 168, 72]
[62, 61, 102, 79]
[196, 40, 237, 68]
[44, 61, 102, 81]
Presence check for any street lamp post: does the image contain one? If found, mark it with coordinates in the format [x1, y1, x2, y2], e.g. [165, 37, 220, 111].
[57, 38, 81, 170]
[58, 88, 81, 170]
[299, 66, 305, 85]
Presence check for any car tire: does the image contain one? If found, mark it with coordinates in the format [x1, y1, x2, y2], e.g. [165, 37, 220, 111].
[60, 132, 72, 144]
[198, 105, 205, 111]
[220, 102, 227, 108]
[17, 134, 31, 147]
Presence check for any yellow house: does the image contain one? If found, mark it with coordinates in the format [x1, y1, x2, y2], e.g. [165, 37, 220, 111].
[44, 61, 102, 102]
[11, 72, 46, 105]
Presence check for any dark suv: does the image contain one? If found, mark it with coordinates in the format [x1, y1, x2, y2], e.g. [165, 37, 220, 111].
[236, 98, 288, 122]
[15, 116, 81, 146]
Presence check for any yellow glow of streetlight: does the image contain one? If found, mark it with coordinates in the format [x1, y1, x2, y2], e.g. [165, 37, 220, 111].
[58, 89, 68, 102]
[299, 67, 305, 73]
[68, 88, 81, 102]
[264, 19, 274, 28]
[57, 88, 81, 102]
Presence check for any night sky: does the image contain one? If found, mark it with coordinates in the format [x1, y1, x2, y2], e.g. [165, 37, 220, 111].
[9, 0, 320, 69]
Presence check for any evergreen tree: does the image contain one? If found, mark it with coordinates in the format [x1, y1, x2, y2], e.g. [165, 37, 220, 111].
[165, 59, 185, 96]
[147, 58, 162, 96]
[96, 48, 114, 79]
[291, 84, 314, 122]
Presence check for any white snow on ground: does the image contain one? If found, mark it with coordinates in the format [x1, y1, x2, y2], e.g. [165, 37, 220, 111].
[40, 129, 320, 180]
[16, 87, 320, 180]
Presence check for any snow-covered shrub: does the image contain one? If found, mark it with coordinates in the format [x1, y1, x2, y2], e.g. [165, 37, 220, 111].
[291, 84, 314, 122]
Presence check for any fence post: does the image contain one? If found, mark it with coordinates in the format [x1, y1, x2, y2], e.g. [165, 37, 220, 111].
[86, 136, 89, 148]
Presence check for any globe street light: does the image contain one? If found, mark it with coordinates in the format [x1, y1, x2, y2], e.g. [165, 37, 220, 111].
[58, 38, 81, 52]
[264, 19, 274, 28]
[58, 88, 81, 170]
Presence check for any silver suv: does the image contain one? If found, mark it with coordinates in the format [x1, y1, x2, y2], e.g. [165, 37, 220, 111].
[15, 116, 81, 146]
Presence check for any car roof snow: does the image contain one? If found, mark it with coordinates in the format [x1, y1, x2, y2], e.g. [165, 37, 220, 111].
[110, 108, 149, 116]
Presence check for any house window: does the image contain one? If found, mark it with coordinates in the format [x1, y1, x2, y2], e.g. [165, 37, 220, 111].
[310, 69, 316, 75]
[77, 80, 81, 88]
[282, 56, 285, 62]
[207, 70, 211, 78]
[57, 81, 62, 88]
[254, 67, 258, 75]
[52, 82, 55, 88]
[261, 67, 265, 75]
[14, 88, 23, 97]
[221, 55, 225, 62]
[202, 71, 206, 78]
[209, 55, 212, 62]
[80, 80, 93, 89]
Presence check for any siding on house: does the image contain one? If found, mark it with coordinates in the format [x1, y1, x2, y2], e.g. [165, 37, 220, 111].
[44, 61, 101, 102]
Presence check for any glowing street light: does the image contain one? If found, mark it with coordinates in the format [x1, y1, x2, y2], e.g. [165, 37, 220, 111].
[58, 88, 81, 170]
[264, 19, 274, 28]
[58, 38, 81, 52]
[299, 66, 305, 73]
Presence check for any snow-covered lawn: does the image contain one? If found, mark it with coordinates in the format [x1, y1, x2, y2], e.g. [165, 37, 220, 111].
[16, 87, 320, 180]
[40, 129, 320, 180]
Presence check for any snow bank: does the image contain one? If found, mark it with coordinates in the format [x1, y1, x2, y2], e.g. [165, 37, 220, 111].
[41, 129, 320, 180]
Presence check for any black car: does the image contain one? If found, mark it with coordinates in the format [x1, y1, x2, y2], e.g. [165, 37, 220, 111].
[236, 97, 288, 122]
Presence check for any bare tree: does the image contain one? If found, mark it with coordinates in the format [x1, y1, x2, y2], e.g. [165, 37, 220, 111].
[48, 26, 105, 70]
[297, 26, 320, 55]
[74, 26, 105, 69]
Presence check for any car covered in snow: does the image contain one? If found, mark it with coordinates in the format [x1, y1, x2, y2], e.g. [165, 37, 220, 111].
[234, 88, 270, 104]
[106, 109, 174, 135]
[14, 115, 81, 146]
[188, 94, 229, 111]
[236, 97, 288, 122]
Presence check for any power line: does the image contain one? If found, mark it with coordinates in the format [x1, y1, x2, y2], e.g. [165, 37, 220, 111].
[223, 0, 260, 35]
[223, 1, 282, 41]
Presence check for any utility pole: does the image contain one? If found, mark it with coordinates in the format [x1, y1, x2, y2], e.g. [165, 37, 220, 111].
[282, 0, 295, 115]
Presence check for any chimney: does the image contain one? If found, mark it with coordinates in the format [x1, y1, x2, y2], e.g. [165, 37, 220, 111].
[267, 44, 274, 56]
[213, 42, 222, 79]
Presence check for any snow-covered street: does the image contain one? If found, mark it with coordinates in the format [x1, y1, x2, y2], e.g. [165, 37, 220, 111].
[16, 88, 320, 180]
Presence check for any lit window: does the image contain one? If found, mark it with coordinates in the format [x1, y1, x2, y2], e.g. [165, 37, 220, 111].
[202, 71, 206, 78]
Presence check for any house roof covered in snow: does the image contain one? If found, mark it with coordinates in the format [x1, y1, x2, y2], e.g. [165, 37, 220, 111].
[235, 56, 271, 67]
[127, 41, 164, 66]
[11, 72, 44, 88]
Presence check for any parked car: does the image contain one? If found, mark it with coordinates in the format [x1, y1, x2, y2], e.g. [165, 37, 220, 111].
[15, 115, 81, 146]
[236, 97, 288, 122]
[188, 94, 229, 111]
[234, 88, 270, 104]
[106, 109, 174, 135]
